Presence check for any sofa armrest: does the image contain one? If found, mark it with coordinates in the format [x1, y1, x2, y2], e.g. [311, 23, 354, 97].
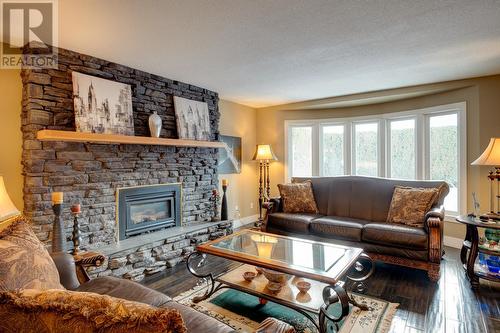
[261, 197, 282, 231]
[73, 251, 106, 284]
[425, 204, 445, 223]
[427, 215, 444, 264]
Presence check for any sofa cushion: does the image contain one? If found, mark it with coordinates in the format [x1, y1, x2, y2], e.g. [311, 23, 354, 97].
[0, 288, 186, 333]
[0, 217, 64, 291]
[309, 216, 369, 241]
[76, 276, 171, 307]
[277, 181, 319, 214]
[267, 213, 323, 234]
[362, 223, 428, 250]
[387, 186, 439, 227]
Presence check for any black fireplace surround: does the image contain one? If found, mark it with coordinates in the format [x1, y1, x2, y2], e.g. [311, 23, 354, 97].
[117, 184, 182, 240]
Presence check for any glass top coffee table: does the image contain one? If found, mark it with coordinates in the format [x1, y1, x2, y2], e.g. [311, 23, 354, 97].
[186, 229, 374, 332]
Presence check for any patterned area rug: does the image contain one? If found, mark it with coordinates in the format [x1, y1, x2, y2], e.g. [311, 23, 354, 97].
[174, 284, 398, 333]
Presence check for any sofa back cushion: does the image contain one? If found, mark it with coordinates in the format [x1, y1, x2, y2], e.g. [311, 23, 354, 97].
[292, 176, 448, 222]
[0, 217, 64, 291]
[0, 289, 186, 333]
[277, 181, 319, 214]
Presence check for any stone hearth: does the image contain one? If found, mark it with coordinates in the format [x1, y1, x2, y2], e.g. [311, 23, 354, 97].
[87, 220, 232, 281]
[20, 46, 232, 281]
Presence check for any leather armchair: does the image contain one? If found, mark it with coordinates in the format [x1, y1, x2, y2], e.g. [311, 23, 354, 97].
[50, 251, 235, 332]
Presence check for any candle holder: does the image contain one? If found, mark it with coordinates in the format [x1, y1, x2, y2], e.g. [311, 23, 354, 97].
[221, 184, 228, 221]
[71, 204, 82, 255]
[51, 202, 65, 253]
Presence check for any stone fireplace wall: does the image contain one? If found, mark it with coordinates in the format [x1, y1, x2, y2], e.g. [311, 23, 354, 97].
[21, 47, 220, 249]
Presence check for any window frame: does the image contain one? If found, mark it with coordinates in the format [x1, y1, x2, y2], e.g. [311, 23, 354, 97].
[284, 102, 467, 218]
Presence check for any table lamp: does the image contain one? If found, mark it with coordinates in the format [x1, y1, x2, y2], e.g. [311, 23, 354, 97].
[0, 176, 20, 223]
[471, 137, 500, 220]
[252, 144, 278, 223]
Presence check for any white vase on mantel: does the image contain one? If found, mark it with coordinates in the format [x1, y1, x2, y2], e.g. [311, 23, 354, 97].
[148, 111, 162, 138]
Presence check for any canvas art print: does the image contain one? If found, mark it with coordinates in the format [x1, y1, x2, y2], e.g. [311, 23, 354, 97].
[72, 72, 135, 135]
[173, 96, 211, 141]
[218, 135, 242, 174]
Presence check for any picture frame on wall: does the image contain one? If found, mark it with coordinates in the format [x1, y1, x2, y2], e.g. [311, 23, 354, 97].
[218, 135, 242, 174]
[72, 72, 135, 135]
[173, 96, 211, 141]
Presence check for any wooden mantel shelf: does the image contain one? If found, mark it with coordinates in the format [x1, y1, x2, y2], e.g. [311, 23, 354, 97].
[37, 130, 227, 149]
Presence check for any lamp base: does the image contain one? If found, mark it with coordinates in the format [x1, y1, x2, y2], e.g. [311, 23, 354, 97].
[479, 212, 500, 221]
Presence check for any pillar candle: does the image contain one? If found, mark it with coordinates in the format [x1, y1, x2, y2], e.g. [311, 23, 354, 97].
[222, 179, 229, 187]
[51, 192, 63, 205]
[71, 204, 81, 214]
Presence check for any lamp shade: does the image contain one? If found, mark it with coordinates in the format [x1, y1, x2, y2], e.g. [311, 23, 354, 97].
[252, 144, 278, 161]
[472, 138, 500, 166]
[0, 176, 20, 222]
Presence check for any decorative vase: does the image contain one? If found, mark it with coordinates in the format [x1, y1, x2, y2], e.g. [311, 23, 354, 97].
[148, 111, 162, 138]
[485, 228, 500, 242]
[221, 183, 228, 221]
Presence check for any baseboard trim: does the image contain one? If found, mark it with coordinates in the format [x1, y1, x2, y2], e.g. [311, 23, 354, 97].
[233, 214, 259, 229]
[444, 236, 463, 249]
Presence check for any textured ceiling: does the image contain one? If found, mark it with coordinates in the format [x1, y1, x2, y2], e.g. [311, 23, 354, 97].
[58, 0, 500, 108]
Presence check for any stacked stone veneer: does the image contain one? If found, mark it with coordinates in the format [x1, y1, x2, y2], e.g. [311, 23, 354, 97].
[20, 47, 230, 280]
[87, 221, 232, 281]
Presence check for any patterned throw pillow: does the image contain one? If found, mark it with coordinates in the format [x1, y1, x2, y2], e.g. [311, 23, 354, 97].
[277, 181, 319, 214]
[386, 186, 439, 227]
[0, 289, 187, 333]
[0, 216, 64, 291]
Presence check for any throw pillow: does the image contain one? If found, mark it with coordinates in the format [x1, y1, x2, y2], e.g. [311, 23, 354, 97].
[386, 186, 439, 227]
[0, 216, 64, 291]
[0, 289, 187, 333]
[277, 181, 319, 214]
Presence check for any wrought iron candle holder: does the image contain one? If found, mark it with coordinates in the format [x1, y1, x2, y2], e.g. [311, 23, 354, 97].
[71, 204, 82, 255]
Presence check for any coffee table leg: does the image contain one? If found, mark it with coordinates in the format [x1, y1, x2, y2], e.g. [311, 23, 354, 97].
[186, 252, 223, 302]
[346, 253, 374, 293]
[319, 284, 350, 333]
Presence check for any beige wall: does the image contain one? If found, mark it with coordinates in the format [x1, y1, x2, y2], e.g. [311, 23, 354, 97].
[218, 100, 259, 220]
[256, 75, 500, 239]
[0, 69, 23, 213]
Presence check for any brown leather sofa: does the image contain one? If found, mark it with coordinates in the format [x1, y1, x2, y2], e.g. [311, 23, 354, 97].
[262, 176, 449, 281]
[51, 252, 235, 333]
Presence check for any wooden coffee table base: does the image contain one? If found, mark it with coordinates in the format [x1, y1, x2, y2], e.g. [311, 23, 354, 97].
[186, 252, 374, 333]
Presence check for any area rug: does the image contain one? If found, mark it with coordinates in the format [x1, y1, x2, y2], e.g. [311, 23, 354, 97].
[174, 284, 398, 333]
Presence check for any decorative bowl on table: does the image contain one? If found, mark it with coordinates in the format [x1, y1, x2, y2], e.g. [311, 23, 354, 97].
[243, 271, 256, 282]
[266, 282, 282, 293]
[296, 281, 311, 293]
[261, 268, 290, 284]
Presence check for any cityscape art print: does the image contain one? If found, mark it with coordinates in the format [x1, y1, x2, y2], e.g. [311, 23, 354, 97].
[72, 72, 135, 135]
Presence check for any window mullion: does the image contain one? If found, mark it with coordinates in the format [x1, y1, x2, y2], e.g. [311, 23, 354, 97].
[312, 123, 320, 176]
[416, 114, 425, 180]
[379, 119, 386, 177]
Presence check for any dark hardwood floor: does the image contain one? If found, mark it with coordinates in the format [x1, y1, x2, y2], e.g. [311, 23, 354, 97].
[143, 246, 500, 333]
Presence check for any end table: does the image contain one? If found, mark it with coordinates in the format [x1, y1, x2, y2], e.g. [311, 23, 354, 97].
[456, 215, 500, 289]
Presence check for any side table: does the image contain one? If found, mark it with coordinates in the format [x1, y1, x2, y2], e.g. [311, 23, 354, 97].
[456, 215, 500, 289]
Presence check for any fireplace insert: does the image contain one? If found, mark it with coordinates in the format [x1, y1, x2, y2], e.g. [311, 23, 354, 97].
[117, 184, 181, 240]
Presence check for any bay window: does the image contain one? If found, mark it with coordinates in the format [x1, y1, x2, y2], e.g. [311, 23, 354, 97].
[285, 102, 466, 217]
